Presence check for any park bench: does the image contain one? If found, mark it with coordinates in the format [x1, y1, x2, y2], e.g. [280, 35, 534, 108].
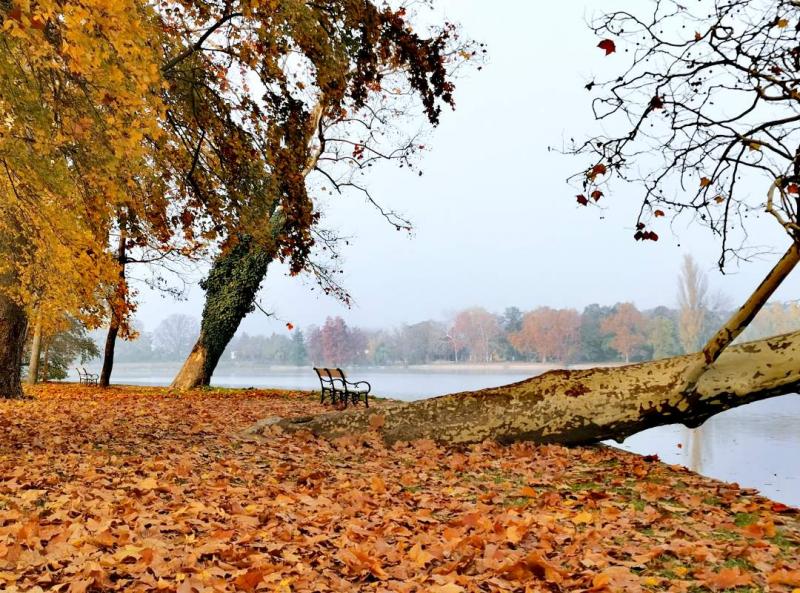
[313, 367, 371, 407]
[76, 367, 99, 386]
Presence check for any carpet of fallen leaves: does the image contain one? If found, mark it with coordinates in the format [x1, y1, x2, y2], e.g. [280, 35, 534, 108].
[0, 384, 798, 593]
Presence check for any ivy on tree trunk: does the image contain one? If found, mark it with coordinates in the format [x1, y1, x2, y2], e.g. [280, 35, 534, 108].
[171, 237, 274, 389]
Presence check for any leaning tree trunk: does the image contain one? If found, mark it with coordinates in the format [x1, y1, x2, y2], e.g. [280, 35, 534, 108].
[171, 100, 325, 391]
[248, 241, 800, 446]
[0, 293, 28, 399]
[250, 330, 800, 445]
[171, 237, 273, 390]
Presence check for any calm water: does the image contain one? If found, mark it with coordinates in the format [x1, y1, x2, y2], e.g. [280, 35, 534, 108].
[85, 363, 800, 506]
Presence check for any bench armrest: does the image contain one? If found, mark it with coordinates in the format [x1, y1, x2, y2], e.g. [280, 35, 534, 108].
[347, 380, 371, 393]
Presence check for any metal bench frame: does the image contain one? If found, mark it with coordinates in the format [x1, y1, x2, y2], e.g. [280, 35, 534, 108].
[76, 367, 99, 386]
[313, 367, 371, 407]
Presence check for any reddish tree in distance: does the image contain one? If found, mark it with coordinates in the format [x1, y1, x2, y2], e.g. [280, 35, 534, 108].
[509, 308, 581, 364]
[601, 303, 647, 363]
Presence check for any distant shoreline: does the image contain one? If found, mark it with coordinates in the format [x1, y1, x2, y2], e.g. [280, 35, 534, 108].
[87, 360, 625, 375]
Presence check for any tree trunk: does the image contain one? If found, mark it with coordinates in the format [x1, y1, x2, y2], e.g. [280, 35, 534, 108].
[27, 312, 42, 385]
[99, 321, 119, 388]
[99, 226, 128, 388]
[249, 329, 800, 445]
[171, 238, 273, 389]
[41, 341, 50, 383]
[0, 293, 28, 399]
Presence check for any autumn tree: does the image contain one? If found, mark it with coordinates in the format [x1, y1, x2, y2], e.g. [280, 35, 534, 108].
[396, 321, 448, 365]
[509, 308, 581, 363]
[169, 1, 480, 389]
[600, 303, 647, 363]
[0, 1, 183, 398]
[677, 255, 709, 354]
[450, 308, 501, 363]
[24, 317, 99, 382]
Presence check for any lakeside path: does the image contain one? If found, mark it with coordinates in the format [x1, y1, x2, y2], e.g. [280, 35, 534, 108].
[0, 384, 798, 592]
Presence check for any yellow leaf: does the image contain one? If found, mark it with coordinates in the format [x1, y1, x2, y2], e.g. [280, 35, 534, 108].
[674, 566, 689, 577]
[642, 576, 660, 586]
[370, 475, 386, 494]
[777, 18, 789, 28]
[506, 524, 525, 544]
[135, 477, 158, 491]
[572, 511, 593, 525]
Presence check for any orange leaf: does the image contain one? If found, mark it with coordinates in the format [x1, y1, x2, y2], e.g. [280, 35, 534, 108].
[234, 568, 266, 592]
[368, 413, 385, 430]
[700, 177, 712, 187]
[768, 569, 800, 586]
[654, 209, 665, 217]
[370, 475, 386, 494]
[703, 567, 753, 589]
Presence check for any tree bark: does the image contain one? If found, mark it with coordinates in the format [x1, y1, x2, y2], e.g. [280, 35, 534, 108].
[99, 321, 119, 388]
[26, 311, 42, 385]
[99, 225, 127, 388]
[249, 330, 800, 445]
[0, 293, 28, 399]
[41, 341, 50, 383]
[170, 238, 273, 389]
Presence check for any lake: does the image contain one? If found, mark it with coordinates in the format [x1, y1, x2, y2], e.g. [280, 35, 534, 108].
[86, 362, 800, 506]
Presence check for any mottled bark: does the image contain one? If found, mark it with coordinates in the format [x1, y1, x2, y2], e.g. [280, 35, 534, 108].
[685, 241, 799, 391]
[0, 293, 28, 399]
[26, 312, 42, 385]
[247, 330, 800, 446]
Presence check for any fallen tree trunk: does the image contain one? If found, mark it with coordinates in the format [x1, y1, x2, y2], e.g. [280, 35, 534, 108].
[248, 330, 800, 445]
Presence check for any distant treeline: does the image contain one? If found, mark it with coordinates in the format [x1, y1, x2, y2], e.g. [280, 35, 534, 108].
[100, 300, 800, 367]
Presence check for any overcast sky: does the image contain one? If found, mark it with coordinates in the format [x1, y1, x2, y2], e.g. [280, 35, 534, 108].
[134, 0, 800, 335]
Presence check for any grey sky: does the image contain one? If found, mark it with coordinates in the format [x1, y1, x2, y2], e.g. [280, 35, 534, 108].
[134, 0, 800, 335]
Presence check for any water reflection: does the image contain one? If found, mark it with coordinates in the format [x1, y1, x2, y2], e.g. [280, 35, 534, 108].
[614, 396, 800, 506]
